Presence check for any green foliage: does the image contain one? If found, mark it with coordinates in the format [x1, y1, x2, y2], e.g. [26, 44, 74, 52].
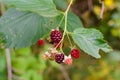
[11, 48, 46, 80]
[72, 28, 112, 58]
[0, 0, 111, 58]
[0, 50, 7, 80]
[53, 0, 67, 10]
[53, 12, 83, 32]
[3, 0, 60, 17]
[0, 0, 120, 80]
[21, 70, 43, 80]
[0, 51, 6, 72]
[0, 8, 55, 48]
[114, 69, 120, 80]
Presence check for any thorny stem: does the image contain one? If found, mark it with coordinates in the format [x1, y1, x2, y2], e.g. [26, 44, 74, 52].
[55, 0, 74, 51]
[0, 1, 12, 80]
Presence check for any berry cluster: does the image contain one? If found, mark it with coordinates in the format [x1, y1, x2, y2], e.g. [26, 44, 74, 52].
[36, 29, 81, 65]
[42, 48, 80, 65]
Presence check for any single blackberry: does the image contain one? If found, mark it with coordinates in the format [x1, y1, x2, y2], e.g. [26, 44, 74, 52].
[71, 49, 80, 59]
[50, 30, 62, 43]
[55, 53, 64, 64]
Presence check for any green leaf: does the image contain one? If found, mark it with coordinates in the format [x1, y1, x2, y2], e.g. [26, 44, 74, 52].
[53, 0, 67, 10]
[53, 12, 83, 32]
[0, 8, 55, 48]
[3, 0, 60, 17]
[72, 28, 112, 58]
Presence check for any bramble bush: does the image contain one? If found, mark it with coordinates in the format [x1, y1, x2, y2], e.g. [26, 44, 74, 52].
[0, 0, 120, 80]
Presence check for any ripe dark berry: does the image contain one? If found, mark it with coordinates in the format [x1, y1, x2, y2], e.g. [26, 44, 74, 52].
[37, 39, 44, 46]
[71, 49, 80, 59]
[55, 53, 64, 64]
[50, 30, 62, 43]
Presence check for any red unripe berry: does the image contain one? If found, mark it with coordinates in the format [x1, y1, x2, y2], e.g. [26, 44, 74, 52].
[37, 39, 44, 46]
[71, 49, 80, 59]
[50, 30, 62, 43]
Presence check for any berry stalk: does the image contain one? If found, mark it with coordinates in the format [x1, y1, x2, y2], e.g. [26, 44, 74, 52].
[55, 0, 74, 51]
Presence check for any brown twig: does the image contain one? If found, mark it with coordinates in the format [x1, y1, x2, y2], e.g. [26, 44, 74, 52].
[0, 1, 12, 80]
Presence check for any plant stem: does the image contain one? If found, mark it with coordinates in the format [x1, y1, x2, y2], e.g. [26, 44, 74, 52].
[0, 1, 12, 80]
[100, 1, 104, 19]
[5, 49, 12, 80]
[55, 0, 73, 50]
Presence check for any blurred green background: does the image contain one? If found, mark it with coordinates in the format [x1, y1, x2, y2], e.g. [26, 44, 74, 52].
[0, 0, 120, 80]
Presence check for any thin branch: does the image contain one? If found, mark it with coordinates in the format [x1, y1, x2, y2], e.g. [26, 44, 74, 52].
[5, 48, 12, 80]
[65, 0, 73, 14]
[0, 1, 12, 80]
[100, 1, 105, 19]
[59, 64, 70, 80]
[55, 0, 73, 50]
